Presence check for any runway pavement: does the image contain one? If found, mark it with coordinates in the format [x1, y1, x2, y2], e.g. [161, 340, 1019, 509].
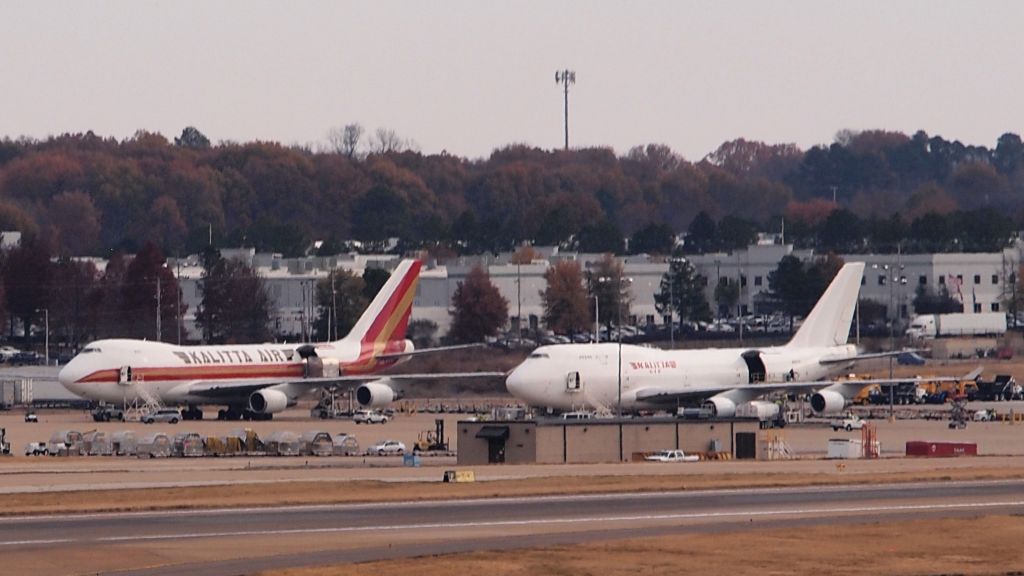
[2, 479, 1024, 575]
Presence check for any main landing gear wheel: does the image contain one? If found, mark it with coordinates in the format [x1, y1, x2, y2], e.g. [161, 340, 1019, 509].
[183, 407, 204, 421]
[218, 407, 245, 421]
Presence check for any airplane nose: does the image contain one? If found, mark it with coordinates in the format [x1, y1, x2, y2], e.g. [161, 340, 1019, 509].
[505, 364, 526, 398]
[57, 357, 85, 396]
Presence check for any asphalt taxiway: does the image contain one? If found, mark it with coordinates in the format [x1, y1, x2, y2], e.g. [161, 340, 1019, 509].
[2, 479, 1023, 575]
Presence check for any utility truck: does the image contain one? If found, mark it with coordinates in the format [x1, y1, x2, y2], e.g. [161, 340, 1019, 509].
[830, 414, 866, 432]
[645, 449, 700, 462]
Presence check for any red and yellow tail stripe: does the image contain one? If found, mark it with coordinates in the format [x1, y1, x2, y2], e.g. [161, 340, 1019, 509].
[347, 260, 421, 374]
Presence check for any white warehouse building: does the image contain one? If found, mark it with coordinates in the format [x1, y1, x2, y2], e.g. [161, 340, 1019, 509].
[156, 242, 1020, 342]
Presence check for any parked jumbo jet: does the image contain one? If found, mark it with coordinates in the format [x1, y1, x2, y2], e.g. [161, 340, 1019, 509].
[58, 260, 500, 420]
[506, 262, 938, 416]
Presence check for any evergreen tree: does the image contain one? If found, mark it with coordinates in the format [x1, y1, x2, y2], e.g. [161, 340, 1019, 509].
[654, 258, 711, 324]
[313, 269, 367, 341]
[120, 242, 180, 341]
[195, 247, 273, 343]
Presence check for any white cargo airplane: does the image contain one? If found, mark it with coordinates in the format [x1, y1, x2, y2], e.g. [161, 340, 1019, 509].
[506, 262, 938, 416]
[58, 259, 500, 420]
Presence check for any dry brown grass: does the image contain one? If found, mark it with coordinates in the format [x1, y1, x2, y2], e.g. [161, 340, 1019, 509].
[261, 516, 1024, 576]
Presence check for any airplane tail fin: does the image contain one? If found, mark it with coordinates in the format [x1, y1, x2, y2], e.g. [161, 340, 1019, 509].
[786, 262, 865, 349]
[344, 259, 422, 346]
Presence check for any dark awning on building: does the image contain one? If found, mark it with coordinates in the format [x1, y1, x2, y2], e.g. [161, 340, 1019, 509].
[475, 425, 510, 440]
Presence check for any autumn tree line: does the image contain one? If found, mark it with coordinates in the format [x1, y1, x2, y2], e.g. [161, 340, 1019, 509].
[1, 127, 1024, 262]
[3, 125, 1024, 348]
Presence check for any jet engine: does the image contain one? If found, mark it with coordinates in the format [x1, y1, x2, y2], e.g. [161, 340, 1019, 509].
[356, 379, 403, 409]
[248, 389, 289, 414]
[810, 390, 846, 415]
[701, 396, 737, 418]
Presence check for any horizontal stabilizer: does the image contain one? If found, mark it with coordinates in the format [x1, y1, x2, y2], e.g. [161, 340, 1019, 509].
[819, 348, 928, 365]
[376, 342, 487, 361]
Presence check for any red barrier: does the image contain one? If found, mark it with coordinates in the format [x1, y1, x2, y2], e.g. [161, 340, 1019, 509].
[906, 441, 978, 457]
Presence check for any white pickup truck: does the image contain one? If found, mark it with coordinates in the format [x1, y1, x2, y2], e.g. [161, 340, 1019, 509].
[644, 449, 700, 463]
[831, 414, 866, 432]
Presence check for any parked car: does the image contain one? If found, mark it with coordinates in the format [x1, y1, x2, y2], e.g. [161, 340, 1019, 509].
[645, 449, 699, 463]
[24, 412, 38, 423]
[368, 440, 406, 455]
[24, 441, 48, 456]
[9, 351, 42, 366]
[353, 410, 390, 424]
[0, 346, 22, 362]
[141, 408, 181, 424]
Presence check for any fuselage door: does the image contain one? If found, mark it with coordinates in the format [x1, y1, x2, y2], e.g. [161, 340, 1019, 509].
[305, 356, 324, 379]
[118, 366, 132, 386]
[566, 371, 582, 392]
[741, 351, 766, 384]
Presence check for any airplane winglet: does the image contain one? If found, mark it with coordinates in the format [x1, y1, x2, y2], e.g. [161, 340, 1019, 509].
[962, 365, 984, 381]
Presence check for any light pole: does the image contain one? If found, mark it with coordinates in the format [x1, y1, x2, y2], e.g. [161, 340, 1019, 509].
[554, 69, 575, 150]
[592, 294, 600, 343]
[36, 308, 48, 366]
[872, 261, 907, 420]
[737, 267, 744, 343]
[516, 261, 522, 346]
[330, 272, 338, 342]
[156, 270, 162, 342]
[666, 257, 685, 349]
[616, 274, 633, 418]
[669, 265, 675, 349]
[176, 260, 182, 345]
[598, 273, 632, 418]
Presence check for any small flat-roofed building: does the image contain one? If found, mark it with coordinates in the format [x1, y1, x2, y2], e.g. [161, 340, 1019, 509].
[457, 418, 762, 465]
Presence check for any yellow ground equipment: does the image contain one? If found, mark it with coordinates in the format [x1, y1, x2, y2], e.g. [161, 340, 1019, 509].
[414, 419, 449, 452]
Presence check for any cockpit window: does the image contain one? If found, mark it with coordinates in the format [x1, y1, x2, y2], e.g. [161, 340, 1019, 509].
[80, 347, 101, 354]
[528, 352, 549, 359]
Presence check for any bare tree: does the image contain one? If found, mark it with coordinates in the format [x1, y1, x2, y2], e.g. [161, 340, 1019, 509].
[342, 123, 363, 158]
[369, 127, 416, 155]
[326, 123, 364, 158]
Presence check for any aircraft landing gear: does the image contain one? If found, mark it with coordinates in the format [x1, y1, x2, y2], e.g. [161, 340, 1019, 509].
[217, 406, 245, 421]
[182, 406, 204, 421]
[242, 410, 273, 421]
[216, 406, 273, 421]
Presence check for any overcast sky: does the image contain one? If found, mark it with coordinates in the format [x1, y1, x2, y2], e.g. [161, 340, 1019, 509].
[1, 1, 1022, 160]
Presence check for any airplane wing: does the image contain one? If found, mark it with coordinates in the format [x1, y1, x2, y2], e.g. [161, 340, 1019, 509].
[183, 371, 508, 398]
[633, 369, 981, 407]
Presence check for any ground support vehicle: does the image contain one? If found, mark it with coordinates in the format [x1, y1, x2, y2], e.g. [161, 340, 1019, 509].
[24, 441, 47, 456]
[645, 450, 699, 462]
[971, 375, 1021, 401]
[353, 410, 390, 424]
[831, 414, 866, 432]
[413, 419, 449, 453]
[92, 405, 125, 422]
